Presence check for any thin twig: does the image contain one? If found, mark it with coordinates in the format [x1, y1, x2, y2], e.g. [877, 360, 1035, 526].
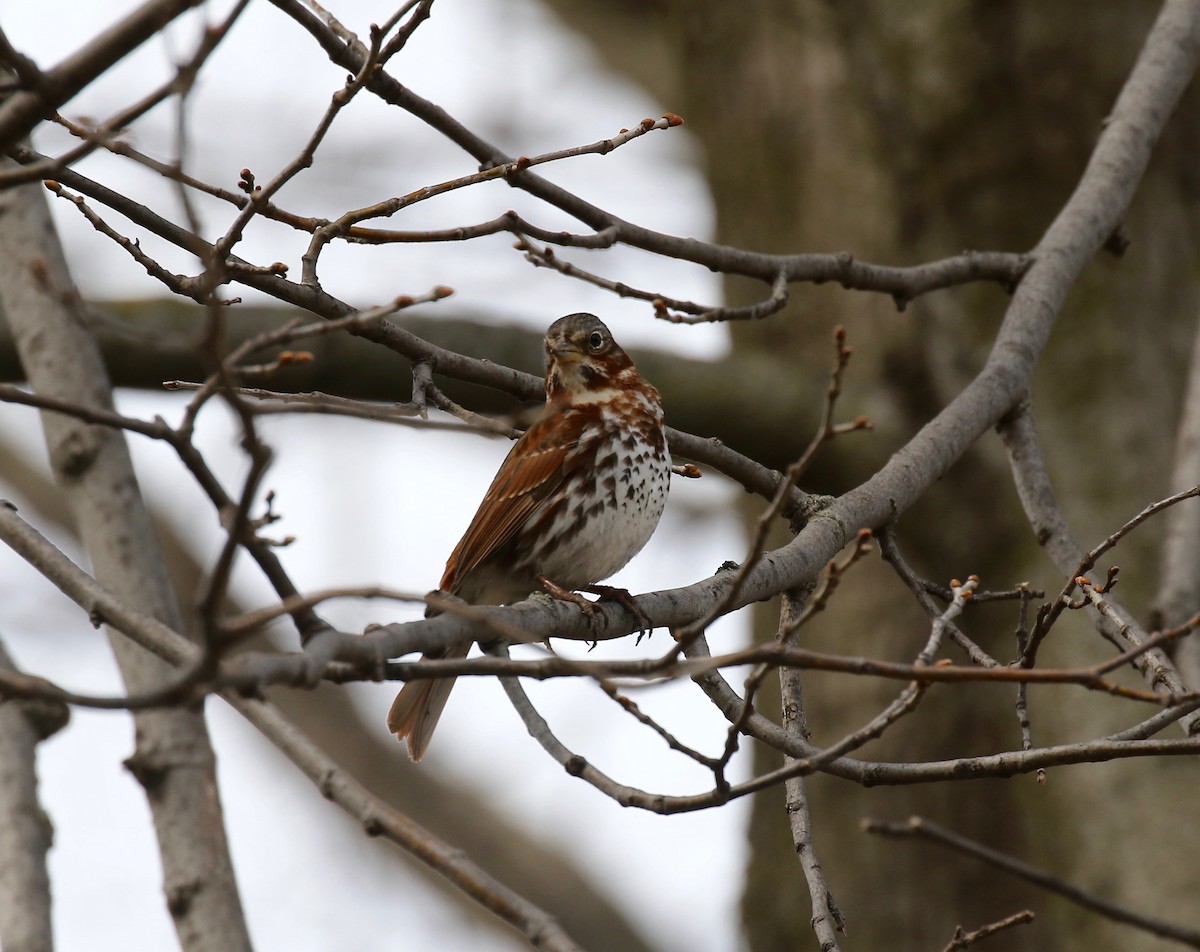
[998, 402, 1198, 728]
[217, 23, 387, 275]
[229, 694, 587, 952]
[162, 383, 476, 430]
[304, 114, 684, 285]
[1011, 584, 1042, 781]
[778, 590, 846, 951]
[876, 527, 1001, 668]
[672, 326, 867, 655]
[864, 816, 1200, 949]
[939, 910, 1036, 951]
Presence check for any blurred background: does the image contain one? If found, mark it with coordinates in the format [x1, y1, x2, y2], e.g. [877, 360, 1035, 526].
[3, 1, 1200, 950]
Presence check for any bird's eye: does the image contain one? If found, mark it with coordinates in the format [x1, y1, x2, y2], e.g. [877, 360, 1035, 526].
[588, 330, 605, 351]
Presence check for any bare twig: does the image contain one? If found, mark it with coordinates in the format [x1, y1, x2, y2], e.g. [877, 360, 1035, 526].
[595, 679, 718, 770]
[997, 401, 1198, 728]
[304, 114, 684, 285]
[220, 586, 429, 639]
[425, 382, 522, 437]
[672, 326, 867, 654]
[161, 382, 478, 430]
[876, 527, 1001, 668]
[229, 695, 587, 952]
[1011, 584, 1042, 780]
[778, 590, 846, 951]
[217, 23, 387, 275]
[939, 910, 1036, 951]
[864, 816, 1200, 949]
[517, 239, 791, 323]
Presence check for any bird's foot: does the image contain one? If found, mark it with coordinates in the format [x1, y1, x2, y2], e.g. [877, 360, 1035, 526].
[583, 584, 654, 643]
[536, 575, 602, 648]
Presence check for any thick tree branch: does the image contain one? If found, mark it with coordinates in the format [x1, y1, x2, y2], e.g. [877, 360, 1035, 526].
[8, 490, 1200, 811]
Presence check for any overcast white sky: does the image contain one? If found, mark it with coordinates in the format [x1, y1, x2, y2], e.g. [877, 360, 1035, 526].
[0, 2, 753, 951]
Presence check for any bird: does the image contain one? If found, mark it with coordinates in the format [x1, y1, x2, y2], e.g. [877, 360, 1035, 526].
[387, 313, 671, 760]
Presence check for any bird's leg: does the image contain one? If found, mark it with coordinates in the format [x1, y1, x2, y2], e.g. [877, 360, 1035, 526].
[582, 584, 654, 643]
[535, 575, 604, 649]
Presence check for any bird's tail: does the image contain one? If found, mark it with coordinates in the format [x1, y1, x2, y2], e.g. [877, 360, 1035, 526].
[387, 640, 471, 761]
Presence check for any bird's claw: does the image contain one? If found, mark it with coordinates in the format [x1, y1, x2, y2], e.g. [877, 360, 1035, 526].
[536, 575, 604, 635]
[584, 583, 654, 642]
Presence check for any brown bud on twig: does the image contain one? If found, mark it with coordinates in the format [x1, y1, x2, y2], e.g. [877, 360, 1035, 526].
[277, 351, 313, 365]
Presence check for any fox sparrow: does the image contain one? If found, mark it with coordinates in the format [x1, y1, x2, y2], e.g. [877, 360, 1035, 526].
[387, 313, 671, 760]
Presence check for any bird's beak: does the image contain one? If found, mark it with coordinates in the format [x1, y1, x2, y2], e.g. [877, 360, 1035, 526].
[550, 338, 583, 361]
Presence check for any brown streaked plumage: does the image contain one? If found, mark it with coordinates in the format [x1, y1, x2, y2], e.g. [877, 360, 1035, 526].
[387, 313, 670, 760]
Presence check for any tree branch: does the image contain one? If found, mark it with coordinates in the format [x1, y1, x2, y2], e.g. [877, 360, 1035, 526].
[228, 695, 588, 952]
[864, 816, 1200, 949]
[778, 591, 845, 952]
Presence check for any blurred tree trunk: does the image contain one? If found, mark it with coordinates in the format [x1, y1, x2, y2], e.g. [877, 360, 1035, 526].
[543, 1, 1200, 949]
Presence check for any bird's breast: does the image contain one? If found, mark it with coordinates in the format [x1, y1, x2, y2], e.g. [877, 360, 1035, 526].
[516, 405, 669, 588]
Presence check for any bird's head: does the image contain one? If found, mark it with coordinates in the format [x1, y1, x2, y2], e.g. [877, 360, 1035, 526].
[543, 313, 636, 402]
